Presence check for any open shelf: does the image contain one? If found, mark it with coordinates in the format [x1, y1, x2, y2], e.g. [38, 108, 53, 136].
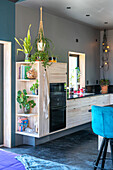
[16, 131, 39, 138]
[26, 94, 39, 98]
[16, 113, 38, 117]
[17, 79, 36, 82]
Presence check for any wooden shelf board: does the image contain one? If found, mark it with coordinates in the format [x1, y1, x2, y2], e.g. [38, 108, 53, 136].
[17, 113, 38, 117]
[16, 61, 39, 64]
[16, 131, 39, 137]
[17, 79, 36, 82]
[26, 94, 39, 98]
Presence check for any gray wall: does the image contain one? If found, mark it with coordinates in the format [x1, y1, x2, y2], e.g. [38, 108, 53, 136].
[15, 4, 100, 85]
[100, 30, 113, 84]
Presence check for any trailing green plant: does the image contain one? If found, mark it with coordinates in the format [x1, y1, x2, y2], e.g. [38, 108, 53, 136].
[17, 89, 36, 110]
[33, 29, 54, 69]
[30, 79, 39, 93]
[15, 24, 32, 55]
[100, 79, 110, 86]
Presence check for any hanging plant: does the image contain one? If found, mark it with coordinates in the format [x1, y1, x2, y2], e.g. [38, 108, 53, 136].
[32, 29, 54, 69]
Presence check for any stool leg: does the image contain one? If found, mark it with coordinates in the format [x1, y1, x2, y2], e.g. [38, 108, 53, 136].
[110, 139, 113, 167]
[101, 138, 109, 169]
[94, 138, 105, 170]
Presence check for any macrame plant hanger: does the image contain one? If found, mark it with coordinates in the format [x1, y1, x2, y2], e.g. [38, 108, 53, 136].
[37, 7, 45, 51]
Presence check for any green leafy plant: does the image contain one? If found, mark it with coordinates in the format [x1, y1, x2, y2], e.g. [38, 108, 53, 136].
[30, 79, 39, 94]
[15, 24, 32, 55]
[75, 67, 80, 82]
[33, 29, 54, 69]
[100, 79, 110, 86]
[17, 89, 36, 111]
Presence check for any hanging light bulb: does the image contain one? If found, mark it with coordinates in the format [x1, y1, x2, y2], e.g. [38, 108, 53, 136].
[105, 49, 108, 53]
[107, 46, 109, 49]
[105, 62, 108, 65]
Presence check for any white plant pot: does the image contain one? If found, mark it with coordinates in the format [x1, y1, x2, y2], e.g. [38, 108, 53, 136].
[38, 42, 45, 51]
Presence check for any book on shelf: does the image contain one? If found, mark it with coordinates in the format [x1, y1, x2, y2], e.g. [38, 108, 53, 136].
[19, 65, 31, 79]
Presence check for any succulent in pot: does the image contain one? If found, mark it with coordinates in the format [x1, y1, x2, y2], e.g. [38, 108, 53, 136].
[100, 79, 110, 94]
[30, 79, 39, 95]
[15, 24, 32, 62]
[17, 89, 36, 113]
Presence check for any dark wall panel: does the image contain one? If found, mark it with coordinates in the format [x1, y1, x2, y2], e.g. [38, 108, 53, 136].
[0, 0, 15, 147]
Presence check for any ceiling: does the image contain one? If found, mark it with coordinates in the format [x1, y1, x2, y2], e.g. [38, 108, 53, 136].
[18, 0, 113, 29]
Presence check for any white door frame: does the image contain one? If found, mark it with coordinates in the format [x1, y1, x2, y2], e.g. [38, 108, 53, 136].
[0, 40, 12, 148]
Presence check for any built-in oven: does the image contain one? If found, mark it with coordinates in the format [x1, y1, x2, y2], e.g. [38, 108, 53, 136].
[50, 83, 66, 132]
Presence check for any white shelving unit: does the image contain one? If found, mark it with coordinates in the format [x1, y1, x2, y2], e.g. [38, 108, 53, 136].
[16, 61, 67, 139]
[16, 62, 39, 137]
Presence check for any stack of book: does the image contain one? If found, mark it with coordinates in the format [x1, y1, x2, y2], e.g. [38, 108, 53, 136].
[19, 65, 31, 79]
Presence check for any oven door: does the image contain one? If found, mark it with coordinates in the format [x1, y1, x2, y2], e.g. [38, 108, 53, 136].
[50, 107, 66, 132]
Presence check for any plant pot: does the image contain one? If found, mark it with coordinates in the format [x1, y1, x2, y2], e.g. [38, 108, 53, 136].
[37, 42, 45, 51]
[101, 85, 108, 94]
[32, 90, 35, 95]
[25, 53, 31, 62]
[24, 106, 30, 114]
[35, 89, 38, 95]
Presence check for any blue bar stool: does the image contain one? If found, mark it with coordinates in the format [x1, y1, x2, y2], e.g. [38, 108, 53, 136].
[91, 105, 113, 170]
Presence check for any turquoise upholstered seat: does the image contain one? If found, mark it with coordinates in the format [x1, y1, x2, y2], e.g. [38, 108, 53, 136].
[91, 105, 113, 169]
[91, 105, 113, 138]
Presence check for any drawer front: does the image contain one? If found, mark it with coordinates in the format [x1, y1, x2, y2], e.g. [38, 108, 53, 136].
[110, 94, 113, 104]
[96, 94, 110, 106]
[66, 105, 91, 128]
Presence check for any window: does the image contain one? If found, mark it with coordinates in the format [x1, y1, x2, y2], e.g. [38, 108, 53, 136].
[68, 52, 85, 91]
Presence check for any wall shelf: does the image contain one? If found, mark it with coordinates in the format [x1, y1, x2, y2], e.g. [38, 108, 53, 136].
[17, 79, 36, 82]
[16, 113, 38, 117]
[26, 94, 38, 98]
[16, 131, 39, 138]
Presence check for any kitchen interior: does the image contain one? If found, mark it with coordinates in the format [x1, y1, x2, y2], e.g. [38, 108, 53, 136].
[1, 0, 113, 169]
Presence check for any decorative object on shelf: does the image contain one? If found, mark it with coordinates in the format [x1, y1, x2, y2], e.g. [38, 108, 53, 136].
[100, 29, 110, 78]
[17, 89, 36, 113]
[100, 79, 110, 94]
[30, 79, 39, 95]
[32, 7, 54, 69]
[49, 56, 57, 63]
[18, 117, 28, 132]
[15, 24, 32, 62]
[26, 68, 37, 79]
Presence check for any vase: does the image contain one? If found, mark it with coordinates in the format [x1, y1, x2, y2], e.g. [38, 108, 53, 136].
[32, 90, 35, 95]
[24, 106, 30, 114]
[101, 85, 108, 94]
[35, 89, 38, 95]
[25, 53, 31, 62]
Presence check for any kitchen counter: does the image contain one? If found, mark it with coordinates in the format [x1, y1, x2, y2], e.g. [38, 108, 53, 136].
[67, 92, 112, 100]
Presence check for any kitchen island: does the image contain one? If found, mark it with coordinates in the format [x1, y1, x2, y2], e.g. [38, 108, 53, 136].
[66, 93, 113, 129]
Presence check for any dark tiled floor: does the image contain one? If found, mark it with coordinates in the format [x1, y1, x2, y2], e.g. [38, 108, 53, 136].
[2, 128, 112, 169]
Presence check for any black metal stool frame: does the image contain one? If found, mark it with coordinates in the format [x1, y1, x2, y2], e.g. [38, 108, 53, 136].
[94, 138, 113, 170]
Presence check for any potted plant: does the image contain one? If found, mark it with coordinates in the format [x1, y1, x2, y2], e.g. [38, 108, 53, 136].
[15, 24, 32, 62]
[100, 79, 110, 94]
[30, 79, 39, 95]
[17, 89, 36, 113]
[33, 29, 54, 69]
